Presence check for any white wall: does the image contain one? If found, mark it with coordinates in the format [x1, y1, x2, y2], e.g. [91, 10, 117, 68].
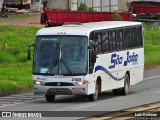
[71, 0, 78, 11]
[35, 0, 41, 11]
[119, 0, 128, 11]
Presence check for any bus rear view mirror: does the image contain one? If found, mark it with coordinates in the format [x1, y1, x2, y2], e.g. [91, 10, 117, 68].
[27, 44, 35, 60]
[27, 50, 31, 60]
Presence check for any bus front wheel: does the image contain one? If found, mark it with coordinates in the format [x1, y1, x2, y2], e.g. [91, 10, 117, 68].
[88, 82, 99, 101]
[45, 94, 55, 102]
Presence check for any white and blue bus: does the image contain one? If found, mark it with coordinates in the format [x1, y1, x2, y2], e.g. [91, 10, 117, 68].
[28, 21, 144, 102]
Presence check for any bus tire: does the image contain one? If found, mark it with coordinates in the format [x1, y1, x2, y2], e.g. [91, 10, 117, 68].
[121, 74, 130, 95]
[45, 94, 55, 102]
[88, 82, 99, 101]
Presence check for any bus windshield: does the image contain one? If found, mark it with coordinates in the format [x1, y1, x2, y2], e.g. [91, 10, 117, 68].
[33, 36, 88, 76]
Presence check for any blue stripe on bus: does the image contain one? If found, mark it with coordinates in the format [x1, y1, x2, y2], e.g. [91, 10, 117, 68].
[95, 66, 124, 81]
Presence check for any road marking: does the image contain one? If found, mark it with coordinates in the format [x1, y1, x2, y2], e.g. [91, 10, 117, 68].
[154, 91, 160, 94]
[72, 104, 97, 110]
[144, 75, 160, 80]
[0, 98, 46, 108]
[0, 95, 61, 108]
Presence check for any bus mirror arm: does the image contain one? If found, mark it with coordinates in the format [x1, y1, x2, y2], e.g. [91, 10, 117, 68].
[92, 52, 97, 63]
[88, 46, 92, 50]
[27, 44, 35, 60]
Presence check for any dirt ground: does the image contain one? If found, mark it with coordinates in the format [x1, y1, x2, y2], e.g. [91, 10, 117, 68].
[0, 12, 45, 27]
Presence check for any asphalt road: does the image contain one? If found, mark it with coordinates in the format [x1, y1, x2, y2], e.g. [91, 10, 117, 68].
[0, 67, 160, 120]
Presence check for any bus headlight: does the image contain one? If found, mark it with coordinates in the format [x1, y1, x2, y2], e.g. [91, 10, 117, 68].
[34, 80, 42, 85]
[74, 80, 88, 86]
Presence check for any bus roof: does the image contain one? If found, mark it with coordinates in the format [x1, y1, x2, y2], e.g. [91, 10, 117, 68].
[36, 21, 142, 36]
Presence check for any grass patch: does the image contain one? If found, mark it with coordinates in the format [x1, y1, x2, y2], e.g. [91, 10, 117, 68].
[143, 25, 160, 67]
[0, 25, 40, 95]
[7, 13, 31, 19]
[0, 25, 40, 63]
[0, 63, 32, 94]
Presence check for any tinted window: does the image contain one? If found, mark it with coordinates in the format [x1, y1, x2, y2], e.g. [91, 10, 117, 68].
[109, 30, 116, 51]
[95, 31, 102, 54]
[124, 28, 130, 49]
[130, 27, 137, 48]
[102, 31, 109, 52]
[137, 26, 143, 47]
[89, 25, 143, 54]
[116, 29, 123, 50]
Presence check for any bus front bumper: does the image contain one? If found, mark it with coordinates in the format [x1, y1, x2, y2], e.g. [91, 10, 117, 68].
[33, 84, 88, 95]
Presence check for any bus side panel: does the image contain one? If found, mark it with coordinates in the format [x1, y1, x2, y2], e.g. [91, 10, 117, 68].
[128, 48, 144, 85]
[110, 70, 125, 90]
[99, 72, 113, 91]
[93, 48, 144, 92]
[86, 74, 96, 95]
[130, 66, 144, 85]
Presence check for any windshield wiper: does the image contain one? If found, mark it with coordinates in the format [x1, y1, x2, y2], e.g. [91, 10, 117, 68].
[46, 58, 72, 75]
[60, 58, 72, 75]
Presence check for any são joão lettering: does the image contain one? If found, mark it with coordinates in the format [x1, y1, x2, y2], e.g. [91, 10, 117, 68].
[109, 51, 138, 69]
[124, 51, 138, 66]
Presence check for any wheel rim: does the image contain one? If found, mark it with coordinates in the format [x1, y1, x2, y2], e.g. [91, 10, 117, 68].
[125, 76, 129, 94]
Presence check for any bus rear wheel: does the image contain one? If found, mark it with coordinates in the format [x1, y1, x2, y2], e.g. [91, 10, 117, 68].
[121, 74, 130, 95]
[112, 74, 130, 95]
[88, 82, 99, 101]
[45, 94, 55, 102]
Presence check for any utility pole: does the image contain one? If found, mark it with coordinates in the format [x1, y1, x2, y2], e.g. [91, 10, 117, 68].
[109, 0, 111, 12]
[92, 0, 93, 10]
[100, 0, 102, 12]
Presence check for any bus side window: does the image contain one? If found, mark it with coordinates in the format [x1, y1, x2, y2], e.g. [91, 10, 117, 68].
[140, 26, 143, 47]
[102, 31, 109, 52]
[116, 29, 123, 51]
[137, 26, 143, 47]
[89, 31, 94, 41]
[89, 31, 95, 49]
[133, 27, 137, 48]
[124, 28, 130, 49]
[130, 27, 136, 48]
[95, 31, 102, 54]
[109, 30, 116, 51]
[136, 27, 139, 47]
